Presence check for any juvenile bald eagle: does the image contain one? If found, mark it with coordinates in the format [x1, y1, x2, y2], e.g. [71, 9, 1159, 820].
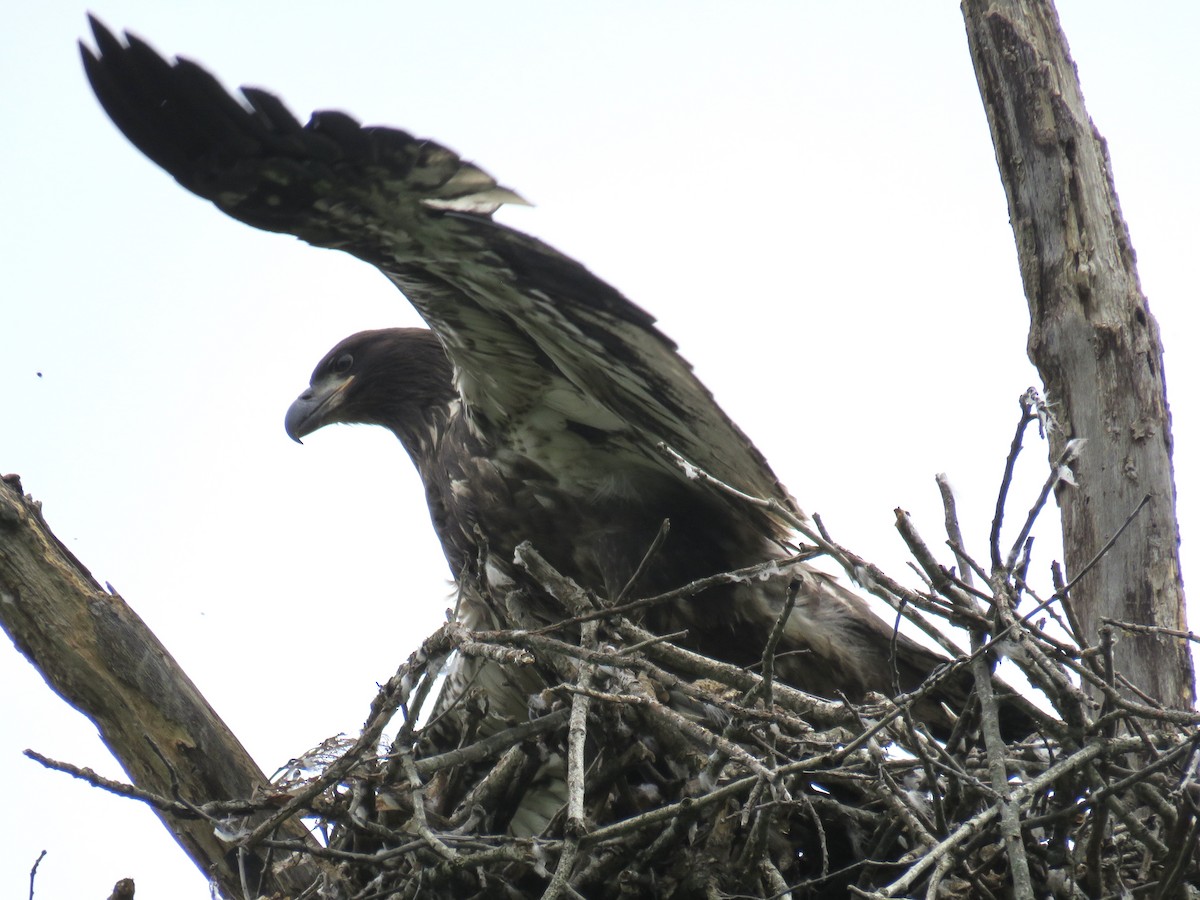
[81, 20, 987, 739]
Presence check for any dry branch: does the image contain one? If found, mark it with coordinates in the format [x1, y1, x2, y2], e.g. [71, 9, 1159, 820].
[0, 475, 324, 898]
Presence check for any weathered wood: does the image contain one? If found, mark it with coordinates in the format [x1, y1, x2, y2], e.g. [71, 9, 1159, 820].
[0, 475, 323, 898]
[961, 0, 1194, 707]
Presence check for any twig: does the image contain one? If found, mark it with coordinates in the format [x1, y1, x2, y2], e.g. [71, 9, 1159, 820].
[398, 748, 457, 860]
[543, 620, 599, 899]
[1051, 560, 1090, 650]
[656, 443, 806, 533]
[972, 578, 1035, 900]
[897, 511, 979, 624]
[414, 709, 570, 779]
[924, 852, 954, 900]
[612, 620, 851, 727]
[144, 737, 225, 828]
[813, 514, 980, 655]
[758, 855, 792, 899]
[1099, 619, 1200, 644]
[990, 390, 1040, 571]
[1004, 438, 1086, 574]
[445, 742, 535, 833]
[616, 629, 692, 655]
[894, 507, 978, 617]
[944, 540, 993, 594]
[28, 850, 46, 900]
[616, 519, 671, 603]
[936, 474, 974, 591]
[515, 542, 596, 616]
[748, 579, 800, 710]
[24, 750, 222, 816]
[1056, 494, 1151, 600]
[526, 552, 816, 639]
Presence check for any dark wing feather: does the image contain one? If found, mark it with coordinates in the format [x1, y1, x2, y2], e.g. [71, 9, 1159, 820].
[81, 18, 799, 539]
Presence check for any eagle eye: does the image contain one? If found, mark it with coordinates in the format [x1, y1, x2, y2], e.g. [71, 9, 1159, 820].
[333, 353, 354, 375]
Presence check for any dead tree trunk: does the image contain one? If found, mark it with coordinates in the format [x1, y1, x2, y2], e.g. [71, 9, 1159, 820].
[961, 0, 1194, 708]
[0, 475, 325, 898]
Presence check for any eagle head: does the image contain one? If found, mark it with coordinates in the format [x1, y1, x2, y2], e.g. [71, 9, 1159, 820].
[284, 328, 454, 447]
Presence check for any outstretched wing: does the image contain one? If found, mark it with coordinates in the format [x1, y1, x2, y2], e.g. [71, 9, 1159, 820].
[81, 17, 800, 536]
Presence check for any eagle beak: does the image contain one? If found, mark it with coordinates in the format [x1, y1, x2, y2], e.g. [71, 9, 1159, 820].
[284, 393, 315, 444]
[284, 376, 354, 443]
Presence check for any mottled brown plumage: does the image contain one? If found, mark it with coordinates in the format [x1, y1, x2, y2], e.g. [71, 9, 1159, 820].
[282, 327, 957, 731]
[82, 20, 1015, 757]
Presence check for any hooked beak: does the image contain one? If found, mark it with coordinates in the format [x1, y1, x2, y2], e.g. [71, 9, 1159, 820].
[284, 376, 354, 444]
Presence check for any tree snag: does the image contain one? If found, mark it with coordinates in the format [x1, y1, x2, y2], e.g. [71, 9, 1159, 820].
[961, 0, 1194, 707]
[0, 476, 324, 898]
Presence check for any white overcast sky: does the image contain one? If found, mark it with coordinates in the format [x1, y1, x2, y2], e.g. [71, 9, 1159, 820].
[3, 3, 1197, 896]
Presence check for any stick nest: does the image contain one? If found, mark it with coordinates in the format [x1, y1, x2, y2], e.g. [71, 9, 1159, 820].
[235, 395, 1198, 899]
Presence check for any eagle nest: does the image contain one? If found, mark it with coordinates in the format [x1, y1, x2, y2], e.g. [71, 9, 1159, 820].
[245, 430, 1200, 900]
[16, 400, 1196, 900]
[257, 576, 1200, 899]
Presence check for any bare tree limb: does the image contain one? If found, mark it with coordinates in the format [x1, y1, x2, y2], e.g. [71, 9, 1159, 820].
[28, 850, 46, 900]
[0, 476, 324, 898]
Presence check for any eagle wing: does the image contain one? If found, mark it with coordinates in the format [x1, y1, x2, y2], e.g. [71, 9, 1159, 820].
[81, 18, 799, 538]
